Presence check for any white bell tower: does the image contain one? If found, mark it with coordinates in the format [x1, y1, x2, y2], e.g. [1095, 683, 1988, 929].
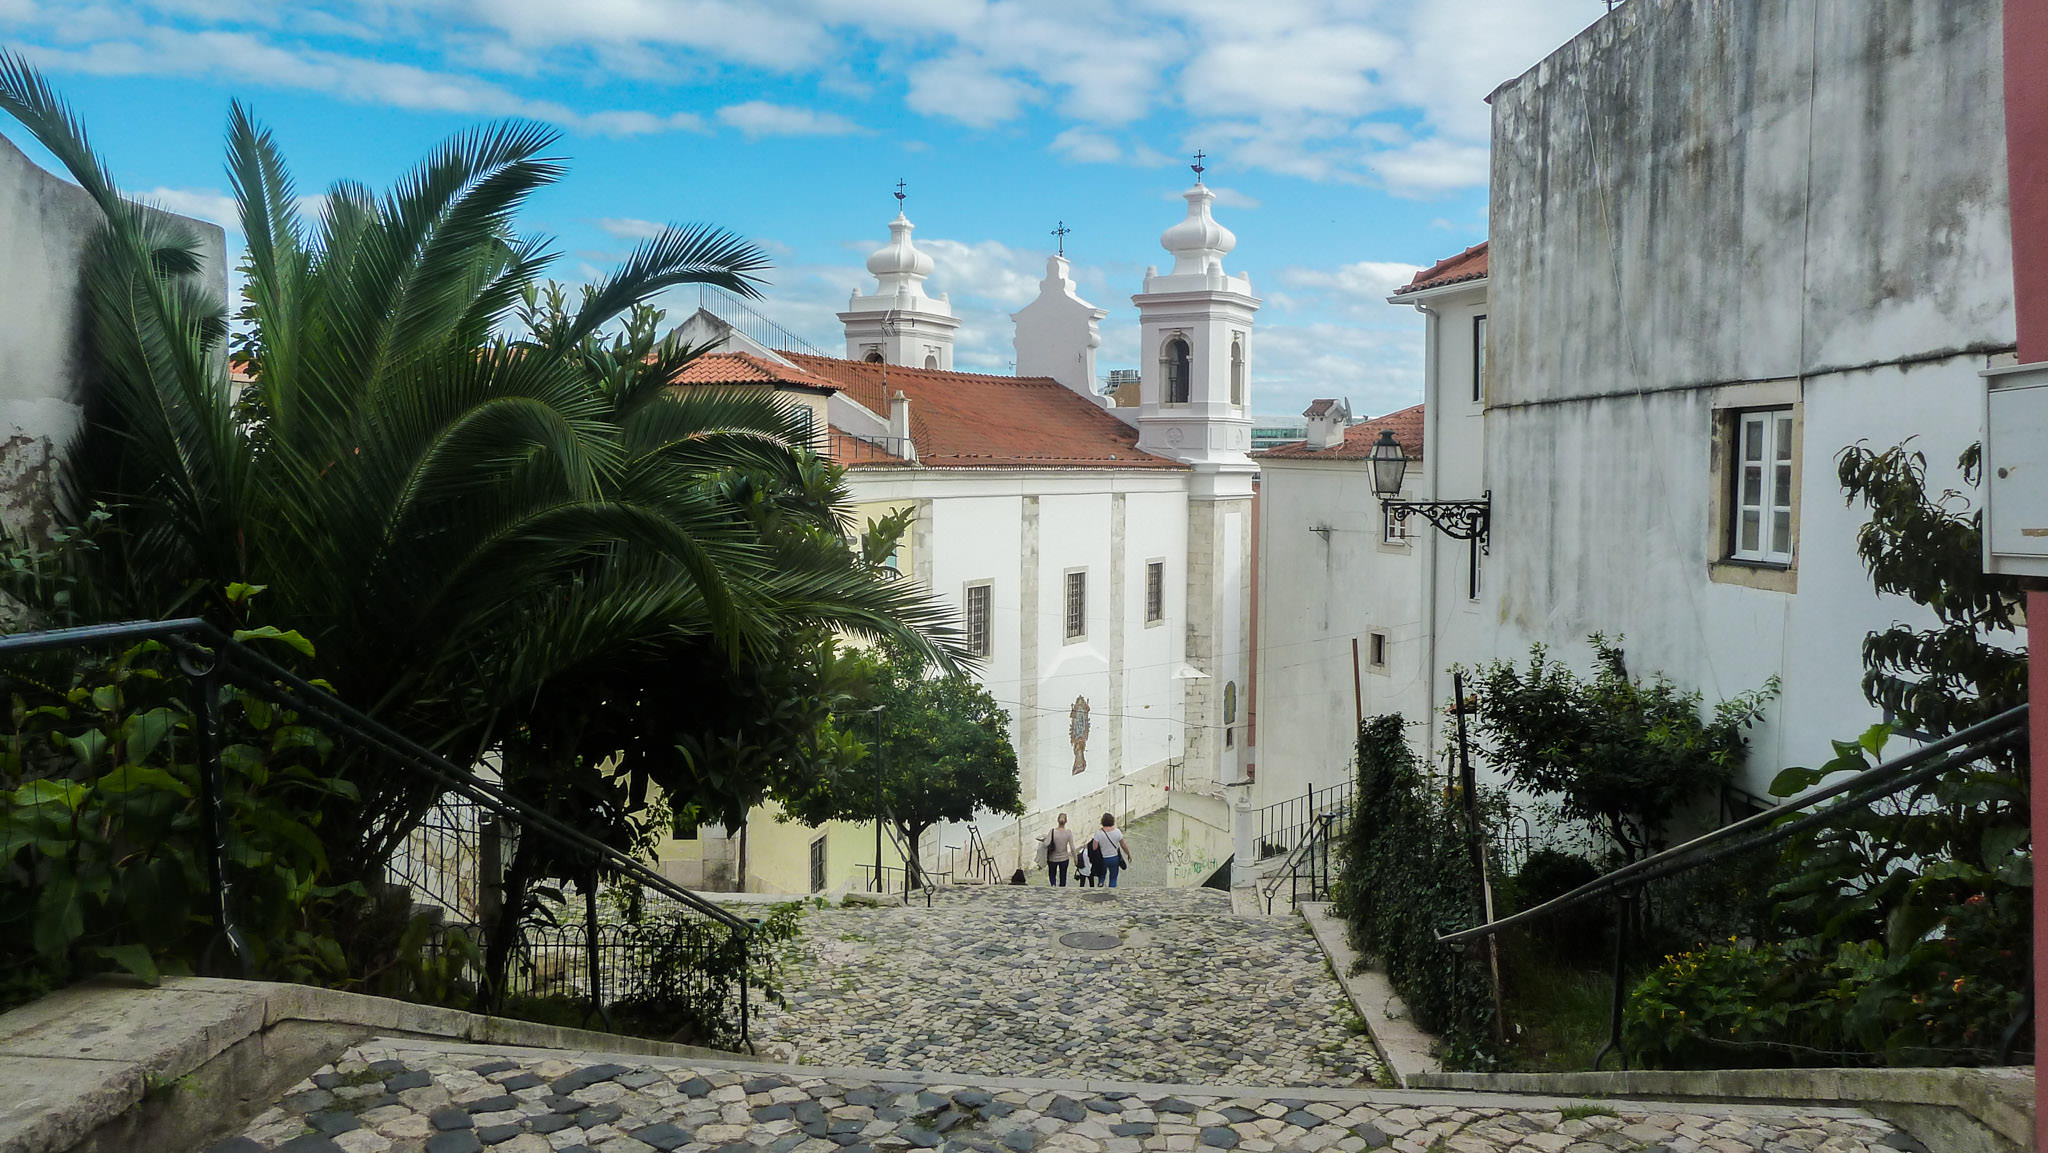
[1133, 160, 1259, 792]
[840, 187, 960, 370]
[1131, 175, 1258, 491]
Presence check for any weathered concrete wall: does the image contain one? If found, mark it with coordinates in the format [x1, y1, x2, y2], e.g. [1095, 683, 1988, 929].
[1471, 0, 2014, 790]
[0, 133, 227, 538]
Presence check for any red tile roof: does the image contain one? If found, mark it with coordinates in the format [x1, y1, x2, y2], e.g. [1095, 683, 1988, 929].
[784, 353, 1184, 471]
[1255, 403, 1424, 462]
[670, 352, 841, 392]
[1395, 242, 1488, 295]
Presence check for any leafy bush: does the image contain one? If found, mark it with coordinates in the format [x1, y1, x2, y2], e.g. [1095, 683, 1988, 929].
[1468, 638, 1776, 862]
[609, 900, 805, 1050]
[0, 635, 358, 1009]
[1504, 849, 1606, 965]
[1335, 714, 1498, 1066]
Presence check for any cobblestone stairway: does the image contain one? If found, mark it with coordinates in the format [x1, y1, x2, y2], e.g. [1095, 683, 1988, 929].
[201, 886, 1912, 1153]
[210, 1038, 1908, 1153]
[758, 884, 1375, 1086]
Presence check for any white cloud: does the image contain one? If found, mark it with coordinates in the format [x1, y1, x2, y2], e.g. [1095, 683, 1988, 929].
[138, 186, 239, 230]
[1278, 260, 1422, 315]
[581, 109, 707, 136]
[905, 53, 1034, 129]
[597, 217, 667, 240]
[1162, 185, 1259, 210]
[1052, 128, 1122, 164]
[715, 101, 864, 137]
[1367, 138, 1491, 197]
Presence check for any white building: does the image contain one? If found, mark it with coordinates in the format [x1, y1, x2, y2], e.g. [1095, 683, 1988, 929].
[667, 180, 1261, 890]
[1248, 401, 1430, 824]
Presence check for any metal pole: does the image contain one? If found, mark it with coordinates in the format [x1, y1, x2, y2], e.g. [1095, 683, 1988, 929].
[1594, 888, 1635, 1071]
[874, 710, 885, 893]
[184, 658, 250, 977]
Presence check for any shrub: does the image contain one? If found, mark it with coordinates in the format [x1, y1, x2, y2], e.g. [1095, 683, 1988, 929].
[1335, 714, 1498, 1066]
[1505, 849, 1606, 966]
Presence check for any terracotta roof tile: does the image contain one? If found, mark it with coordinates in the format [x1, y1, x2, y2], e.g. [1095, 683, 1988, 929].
[1395, 242, 1488, 295]
[670, 352, 840, 392]
[1255, 403, 1424, 462]
[785, 353, 1184, 471]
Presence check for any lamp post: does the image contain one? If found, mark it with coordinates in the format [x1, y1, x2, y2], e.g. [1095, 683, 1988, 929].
[1369, 429, 1491, 553]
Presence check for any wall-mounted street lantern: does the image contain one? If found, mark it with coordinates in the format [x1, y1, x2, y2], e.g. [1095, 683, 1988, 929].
[1368, 429, 1491, 553]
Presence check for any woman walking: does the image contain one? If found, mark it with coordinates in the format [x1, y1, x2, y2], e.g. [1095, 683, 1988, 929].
[1046, 813, 1075, 886]
[1093, 812, 1133, 888]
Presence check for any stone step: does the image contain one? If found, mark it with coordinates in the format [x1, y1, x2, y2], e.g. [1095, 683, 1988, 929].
[206, 1036, 1906, 1153]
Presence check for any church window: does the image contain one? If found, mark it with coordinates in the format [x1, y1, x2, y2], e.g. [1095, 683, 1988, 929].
[1223, 680, 1237, 749]
[1230, 338, 1245, 407]
[1164, 337, 1191, 405]
[964, 581, 992, 657]
[1063, 569, 1087, 641]
[924, 354, 939, 370]
[1144, 560, 1165, 625]
[865, 350, 885, 365]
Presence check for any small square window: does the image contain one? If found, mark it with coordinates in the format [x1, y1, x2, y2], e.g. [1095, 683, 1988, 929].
[964, 582, 992, 658]
[1368, 631, 1388, 668]
[1383, 507, 1407, 544]
[1064, 570, 1087, 641]
[1145, 561, 1165, 624]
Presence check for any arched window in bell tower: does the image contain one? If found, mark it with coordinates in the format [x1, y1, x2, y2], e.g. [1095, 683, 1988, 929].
[864, 350, 885, 365]
[1163, 336, 1191, 405]
[924, 354, 938, 370]
[1230, 337, 1246, 407]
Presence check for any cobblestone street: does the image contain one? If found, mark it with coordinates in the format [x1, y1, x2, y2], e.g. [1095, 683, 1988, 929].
[758, 885, 1383, 1087]
[208, 1038, 1908, 1153]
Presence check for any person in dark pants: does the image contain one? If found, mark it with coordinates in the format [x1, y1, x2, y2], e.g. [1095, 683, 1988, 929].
[1046, 813, 1074, 886]
[1092, 812, 1133, 888]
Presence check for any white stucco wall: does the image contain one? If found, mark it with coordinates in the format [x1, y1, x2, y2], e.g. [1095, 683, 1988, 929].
[1463, 0, 2013, 796]
[0, 134, 227, 536]
[1252, 458, 1430, 810]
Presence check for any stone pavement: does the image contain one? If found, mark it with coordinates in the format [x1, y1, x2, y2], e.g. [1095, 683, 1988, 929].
[204, 1037, 1910, 1153]
[757, 885, 1383, 1087]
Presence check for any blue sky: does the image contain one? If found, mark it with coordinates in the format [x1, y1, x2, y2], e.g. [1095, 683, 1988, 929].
[1, 0, 1604, 420]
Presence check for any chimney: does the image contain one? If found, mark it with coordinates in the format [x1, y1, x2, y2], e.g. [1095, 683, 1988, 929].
[1303, 399, 1349, 450]
[888, 390, 916, 460]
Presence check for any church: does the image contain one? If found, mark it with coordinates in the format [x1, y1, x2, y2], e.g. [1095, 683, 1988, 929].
[658, 174, 1260, 894]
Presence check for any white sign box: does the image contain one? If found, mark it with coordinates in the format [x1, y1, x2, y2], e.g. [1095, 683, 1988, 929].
[1984, 361, 2048, 579]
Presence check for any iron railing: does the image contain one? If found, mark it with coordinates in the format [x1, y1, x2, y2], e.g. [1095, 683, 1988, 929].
[828, 429, 914, 465]
[695, 285, 828, 358]
[1254, 779, 1354, 860]
[964, 824, 1001, 885]
[0, 618, 758, 1049]
[1262, 804, 1350, 913]
[1437, 702, 2032, 1071]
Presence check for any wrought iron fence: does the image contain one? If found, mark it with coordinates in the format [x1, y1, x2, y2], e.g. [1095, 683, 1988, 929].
[828, 430, 914, 465]
[695, 285, 829, 358]
[1254, 779, 1355, 860]
[0, 618, 759, 1049]
[1436, 703, 2032, 1071]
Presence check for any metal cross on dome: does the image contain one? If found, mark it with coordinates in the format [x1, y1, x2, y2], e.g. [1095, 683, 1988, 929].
[1052, 220, 1071, 256]
[1191, 150, 1206, 184]
[894, 178, 907, 208]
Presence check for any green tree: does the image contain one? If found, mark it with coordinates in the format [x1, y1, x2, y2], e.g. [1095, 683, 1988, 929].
[782, 641, 1022, 885]
[1468, 637, 1776, 862]
[0, 56, 961, 897]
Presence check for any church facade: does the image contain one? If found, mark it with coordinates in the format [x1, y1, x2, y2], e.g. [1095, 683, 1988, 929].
[665, 182, 1259, 892]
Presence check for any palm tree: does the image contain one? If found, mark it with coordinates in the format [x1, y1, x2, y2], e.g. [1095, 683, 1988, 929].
[0, 54, 962, 887]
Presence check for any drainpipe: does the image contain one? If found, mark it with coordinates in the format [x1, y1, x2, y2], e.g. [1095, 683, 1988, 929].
[1409, 300, 1442, 774]
[1998, 1, 2048, 1142]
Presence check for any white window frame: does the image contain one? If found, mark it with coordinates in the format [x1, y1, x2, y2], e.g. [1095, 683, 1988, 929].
[1382, 506, 1408, 545]
[1144, 559, 1165, 625]
[1472, 315, 1488, 403]
[963, 581, 992, 658]
[1063, 569, 1088, 642]
[1730, 408, 1796, 566]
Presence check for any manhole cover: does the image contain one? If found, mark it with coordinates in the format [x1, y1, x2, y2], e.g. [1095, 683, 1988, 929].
[1082, 892, 1116, 903]
[1060, 931, 1123, 951]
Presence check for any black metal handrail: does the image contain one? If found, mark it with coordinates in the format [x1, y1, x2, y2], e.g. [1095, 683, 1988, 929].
[965, 823, 1001, 885]
[1254, 779, 1354, 860]
[1433, 702, 2029, 1070]
[1262, 802, 1349, 913]
[0, 617, 757, 1047]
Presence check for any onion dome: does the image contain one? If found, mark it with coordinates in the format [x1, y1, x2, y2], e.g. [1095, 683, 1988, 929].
[1161, 185, 1237, 275]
